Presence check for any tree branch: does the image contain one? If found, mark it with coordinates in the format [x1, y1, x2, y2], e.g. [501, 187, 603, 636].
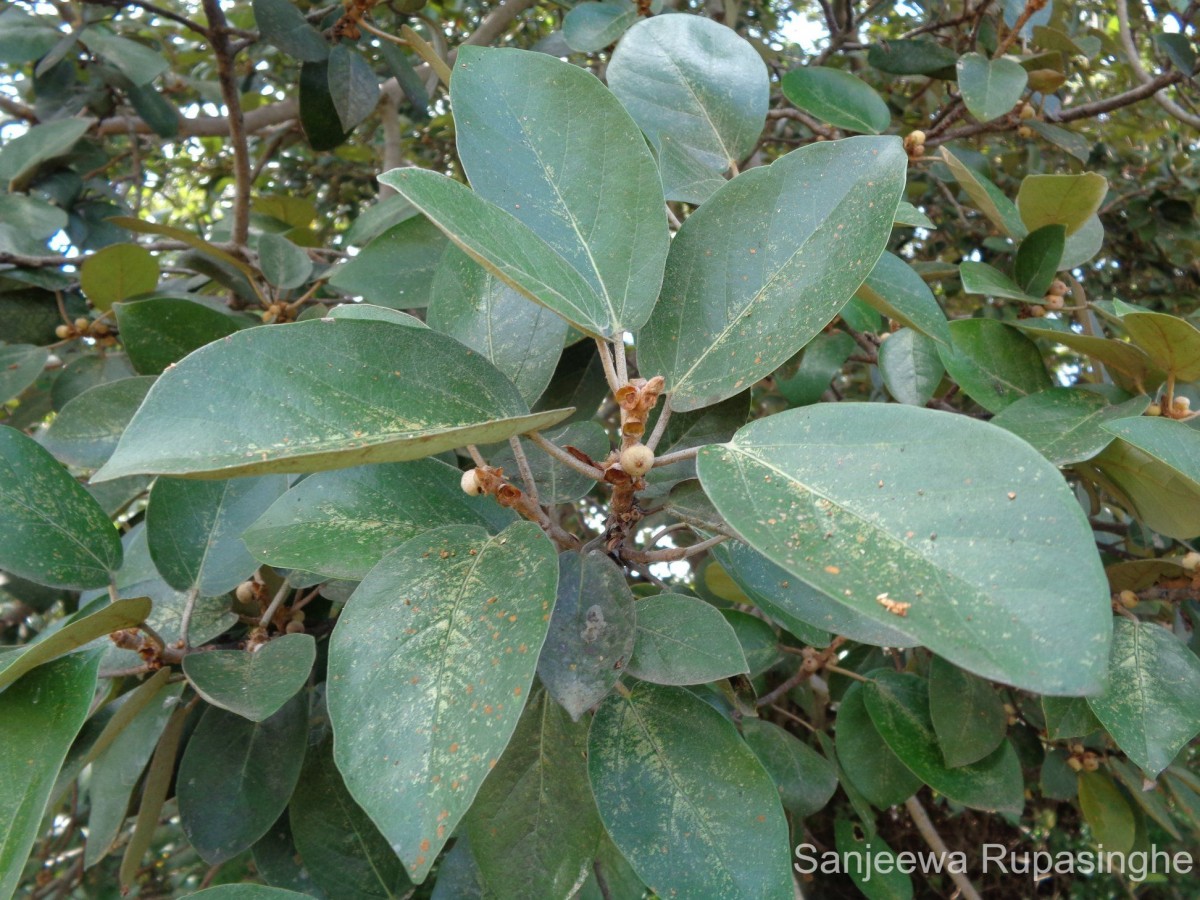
[1115, 0, 1200, 128]
[905, 795, 984, 900]
[201, 0, 252, 248]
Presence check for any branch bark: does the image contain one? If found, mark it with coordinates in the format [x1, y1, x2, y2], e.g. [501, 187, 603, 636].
[201, 0, 253, 248]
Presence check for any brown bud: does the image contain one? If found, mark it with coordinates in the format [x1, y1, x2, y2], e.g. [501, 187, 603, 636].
[1044, 293, 1065, 310]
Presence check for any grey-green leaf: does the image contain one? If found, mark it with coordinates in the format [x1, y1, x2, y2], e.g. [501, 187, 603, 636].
[956, 52, 1028, 121]
[453, 46, 668, 335]
[252, 0, 328, 62]
[937, 318, 1051, 412]
[113, 296, 241, 375]
[177, 697, 309, 864]
[1087, 619, 1200, 778]
[878, 328, 945, 407]
[697, 404, 1112, 695]
[991, 388, 1149, 466]
[327, 522, 557, 882]
[39, 376, 155, 469]
[835, 681, 921, 808]
[94, 319, 572, 481]
[466, 689, 603, 900]
[538, 551, 636, 720]
[588, 681, 793, 899]
[327, 216, 447, 309]
[608, 16, 769, 202]
[781, 66, 891, 134]
[626, 593, 748, 685]
[639, 136, 907, 411]
[562, 1, 638, 53]
[243, 458, 514, 580]
[0, 343, 47, 402]
[182, 634, 315, 722]
[258, 232, 313, 290]
[855, 251, 951, 345]
[928, 656, 1008, 768]
[0, 426, 123, 589]
[740, 718, 838, 818]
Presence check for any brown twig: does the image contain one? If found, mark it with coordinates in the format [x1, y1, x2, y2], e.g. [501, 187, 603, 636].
[202, 0, 254, 248]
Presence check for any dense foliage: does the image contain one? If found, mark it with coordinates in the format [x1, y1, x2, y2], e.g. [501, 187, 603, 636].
[1, 0, 1199, 897]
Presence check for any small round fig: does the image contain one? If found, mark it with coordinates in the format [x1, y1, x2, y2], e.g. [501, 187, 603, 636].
[461, 468, 484, 496]
[619, 444, 655, 477]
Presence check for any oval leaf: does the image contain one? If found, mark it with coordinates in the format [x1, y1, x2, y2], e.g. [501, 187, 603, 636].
[834, 680, 921, 808]
[991, 388, 1149, 466]
[639, 136, 907, 411]
[740, 718, 838, 818]
[781, 66, 891, 134]
[79, 244, 159, 311]
[182, 634, 316, 722]
[1016, 172, 1108, 237]
[626, 592, 748, 685]
[697, 404, 1111, 695]
[39, 376, 155, 469]
[956, 52, 1028, 122]
[928, 655, 1008, 768]
[94, 319, 572, 481]
[327, 522, 558, 882]
[113, 296, 241, 375]
[855, 251, 951, 345]
[936, 318, 1051, 412]
[878, 328, 945, 407]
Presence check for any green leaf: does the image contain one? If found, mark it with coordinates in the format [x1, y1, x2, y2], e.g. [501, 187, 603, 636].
[956, 52, 1028, 121]
[639, 136, 907, 411]
[299, 59, 350, 150]
[834, 681, 921, 808]
[1012, 319, 1160, 389]
[327, 522, 557, 882]
[183, 634, 315, 721]
[489, 422, 608, 504]
[79, 243, 159, 311]
[243, 459, 513, 580]
[257, 232, 313, 290]
[39, 376, 155, 469]
[186, 887, 312, 899]
[894, 201, 934, 228]
[867, 39, 958, 75]
[608, 16, 770, 201]
[588, 681, 793, 900]
[94, 319, 572, 481]
[626, 593, 748, 685]
[538, 551, 636, 719]
[289, 739, 412, 899]
[855, 252, 951, 345]
[740, 718, 838, 818]
[113, 296, 242, 375]
[1095, 417, 1200, 539]
[251, 815, 328, 897]
[781, 66, 891, 134]
[697, 404, 1112, 695]
[328, 216, 447, 309]
[0, 653, 101, 900]
[958, 261, 1039, 302]
[109, 217, 258, 283]
[1027, 120, 1092, 163]
[52, 353, 137, 410]
[1077, 771, 1136, 853]
[253, 0, 328, 62]
[1110, 306, 1200, 381]
[928, 656, 1008, 768]
[991, 388, 1149, 466]
[379, 169, 612, 337]
[864, 671, 1024, 813]
[0, 9, 62, 63]
[78, 26, 168, 85]
[721, 609, 782, 677]
[1087, 619, 1200, 778]
[1016, 172, 1108, 237]
[85, 679, 185, 866]
[0, 193, 66, 242]
[177, 697, 309, 864]
[714, 540, 918, 648]
[0, 596, 148, 693]
[0, 426, 123, 589]
[0, 343, 48, 403]
[774, 332, 856, 407]
[326, 304, 425, 326]
[1042, 695, 1102, 740]
[937, 318, 1051, 412]
[562, 1, 637, 53]
[939, 147, 1026, 238]
[452, 46, 668, 335]
[146, 474, 286, 594]
[428, 246, 567, 405]
[1013, 224, 1065, 297]
[833, 818, 914, 900]
[0, 117, 94, 188]
[466, 688, 603, 900]
[878, 328, 945, 407]
[1154, 32, 1197, 73]
[327, 44, 379, 132]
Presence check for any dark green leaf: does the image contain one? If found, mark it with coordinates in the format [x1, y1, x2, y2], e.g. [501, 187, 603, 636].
[0, 118, 93, 188]
[1087, 619, 1200, 778]
[698, 404, 1112, 694]
[878, 328, 945, 407]
[639, 136, 907, 411]
[782, 66, 890, 134]
[775, 332, 855, 407]
[939, 147, 1026, 237]
[928, 656, 1008, 768]
[146, 474, 286, 594]
[956, 52, 1028, 121]
[0, 426, 123, 589]
[835, 680, 921, 808]
[865, 671, 1024, 813]
[299, 60, 350, 151]
[327, 45, 379, 132]
[0, 653, 100, 900]
[626, 593, 747, 685]
[183, 634, 315, 721]
[327, 523, 557, 882]
[937, 318, 1051, 412]
[867, 40, 957, 75]
[0, 343, 48, 403]
[39, 376, 155, 469]
[258, 232, 313, 290]
[833, 818, 914, 900]
[958, 261, 1039, 302]
[538, 551, 636, 719]
[243, 458, 514, 580]
[177, 697, 309, 864]
[1013, 224, 1066, 296]
[51, 353, 137, 410]
[1077, 771, 1136, 853]
[855, 252, 951, 345]
[588, 681, 793, 899]
[1154, 32, 1197, 74]
[991, 388, 1148, 466]
[741, 718, 837, 818]
[466, 689, 603, 900]
[327, 216, 448, 309]
[251, 815, 328, 897]
[452, 46, 669, 335]
[94, 319, 573, 481]
[1042, 696, 1102, 741]
[126, 82, 179, 138]
[253, 0, 329, 61]
[113, 296, 241, 375]
[608, 16, 769, 201]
